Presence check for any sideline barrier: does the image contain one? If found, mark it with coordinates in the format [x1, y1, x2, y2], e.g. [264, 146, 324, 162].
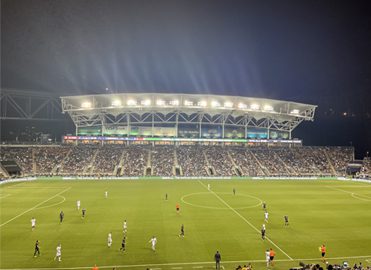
[1, 176, 370, 183]
[0, 177, 37, 185]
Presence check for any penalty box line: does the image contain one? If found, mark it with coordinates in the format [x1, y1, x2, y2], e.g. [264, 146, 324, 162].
[1, 255, 371, 270]
[197, 180, 293, 261]
[0, 187, 71, 228]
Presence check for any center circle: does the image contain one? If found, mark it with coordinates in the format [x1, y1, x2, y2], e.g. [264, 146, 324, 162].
[181, 192, 262, 210]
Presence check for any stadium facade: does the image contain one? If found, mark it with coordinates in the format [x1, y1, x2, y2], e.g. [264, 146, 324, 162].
[61, 93, 316, 144]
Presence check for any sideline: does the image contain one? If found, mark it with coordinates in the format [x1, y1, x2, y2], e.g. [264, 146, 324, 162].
[0, 187, 71, 227]
[1, 254, 370, 270]
[197, 180, 293, 261]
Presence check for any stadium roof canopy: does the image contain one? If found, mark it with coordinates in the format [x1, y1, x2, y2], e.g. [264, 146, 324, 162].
[61, 93, 317, 137]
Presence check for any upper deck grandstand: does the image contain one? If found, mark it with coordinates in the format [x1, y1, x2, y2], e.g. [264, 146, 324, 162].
[1, 93, 367, 179]
[60, 93, 317, 141]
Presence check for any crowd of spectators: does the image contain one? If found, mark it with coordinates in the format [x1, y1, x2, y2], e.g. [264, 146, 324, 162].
[151, 146, 174, 176]
[0, 147, 34, 175]
[176, 145, 209, 176]
[34, 146, 71, 175]
[121, 145, 149, 176]
[204, 146, 235, 176]
[294, 261, 371, 270]
[59, 145, 97, 175]
[360, 157, 371, 179]
[325, 147, 354, 176]
[229, 147, 265, 176]
[93, 145, 123, 175]
[0, 144, 357, 177]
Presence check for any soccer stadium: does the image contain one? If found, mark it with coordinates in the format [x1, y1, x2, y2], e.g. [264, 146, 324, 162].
[1, 91, 371, 270]
[2, 1, 371, 270]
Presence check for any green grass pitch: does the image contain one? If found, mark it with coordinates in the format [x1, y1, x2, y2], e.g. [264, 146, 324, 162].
[1, 179, 371, 270]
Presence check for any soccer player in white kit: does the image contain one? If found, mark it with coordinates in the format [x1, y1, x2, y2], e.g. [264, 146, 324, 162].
[31, 217, 36, 231]
[54, 244, 62, 261]
[105, 191, 108, 198]
[207, 184, 210, 190]
[107, 232, 112, 248]
[264, 212, 269, 223]
[149, 236, 157, 251]
[265, 249, 270, 267]
[77, 200, 81, 210]
[123, 220, 127, 234]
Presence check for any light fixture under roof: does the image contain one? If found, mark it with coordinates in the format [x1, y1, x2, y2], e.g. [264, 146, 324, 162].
[140, 99, 151, 106]
[211, 101, 220, 107]
[238, 103, 247, 109]
[224, 101, 233, 108]
[169, 99, 179, 106]
[81, 101, 92, 108]
[263, 104, 273, 111]
[127, 99, 138, 106]
[111, 99, 122, 107]
[197, 100, 207, 107]
[156, 99, 165, 106]
[250, 103, 260, 110]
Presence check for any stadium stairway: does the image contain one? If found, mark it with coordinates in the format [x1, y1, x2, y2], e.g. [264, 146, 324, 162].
[323, 148, 337, 175]
[52, 148, 72, 175]
[84, 148, 100, 175]
[249, 150, 269, 176]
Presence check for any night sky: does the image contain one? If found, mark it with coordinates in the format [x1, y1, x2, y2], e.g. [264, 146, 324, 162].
[1, 0, 371, 157]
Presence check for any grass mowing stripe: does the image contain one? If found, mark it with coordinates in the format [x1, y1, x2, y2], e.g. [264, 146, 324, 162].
[197, 180, 294, 261]
[0, 187, 71, 227]
[1, 255, 370, 270]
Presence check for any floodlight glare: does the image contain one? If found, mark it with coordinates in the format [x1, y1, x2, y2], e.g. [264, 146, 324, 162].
[169, 99, 179, 106]
[224, 101, 233, 108]
[81, 101, 92, 108]
[290, 109, 300, 114]
[156, 99, 165, 106]
[127, 99, 137, 106]
[238, 103, 247, 109]
[263, 105, 274, 111]
[184, 100, 193, 106]
[111, 99, 122, 107]
[250, 104, 260, 110]
[197, 100, 207, 107]
[140, 99, 151, 106]
[211, 101, 220, 107]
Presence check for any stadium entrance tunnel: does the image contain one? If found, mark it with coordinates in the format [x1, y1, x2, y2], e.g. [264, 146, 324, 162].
[181, 192, 262, 210]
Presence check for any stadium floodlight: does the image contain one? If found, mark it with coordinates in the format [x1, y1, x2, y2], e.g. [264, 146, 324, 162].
[211, 101, 220, 107]
[156, 99, 165, 106]
[140, 99, 151, 106]
[290, 109, 300, 114]
[111, 99, 122, 107]
[224, 101, 233, 108]
[127, 99, 137, 106]
[238, 103, 247, 109]
[263, 105, 274, 111]
[81, 101, 92, 108]
[197, 100, 207, 107]
[250, 103, 260, 110]
[169, 99, 179, 106]
[184, 100, 193, 106]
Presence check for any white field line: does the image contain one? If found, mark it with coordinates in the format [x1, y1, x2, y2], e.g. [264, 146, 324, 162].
[0, 187, 71, 227]
[34, 195, 66, 210]
[0, 194, 11, 199]
[326, 186, 371, 201]
[197, 180, 293, 260]
[1, 255, 371, 270]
